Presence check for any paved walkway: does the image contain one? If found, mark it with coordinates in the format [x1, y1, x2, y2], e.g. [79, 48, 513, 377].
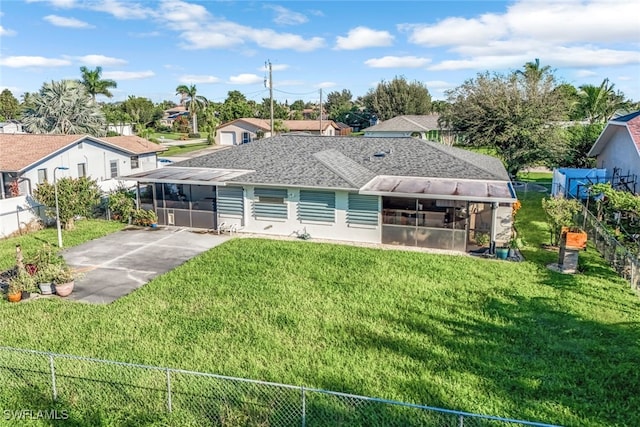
[62, 227, 229, 304]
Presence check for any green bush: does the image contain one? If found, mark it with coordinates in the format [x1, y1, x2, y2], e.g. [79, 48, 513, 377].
[32, 177, 101, 230]
[541, 196, 583, 246]
[188, 132, 201, 139]
[108, 188, 135, 223]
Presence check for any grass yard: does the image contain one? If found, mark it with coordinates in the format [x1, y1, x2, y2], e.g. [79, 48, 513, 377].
[0, 194, 639, 426]
[161, 142, 211, 157]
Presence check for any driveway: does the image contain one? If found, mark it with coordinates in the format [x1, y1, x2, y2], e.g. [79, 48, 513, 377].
[62, 227, 229, 304]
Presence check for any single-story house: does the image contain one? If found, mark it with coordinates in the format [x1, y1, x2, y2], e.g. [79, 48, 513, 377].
[215, 118, 340, 145]
[159, 105, 188, 127]
[364, 114, 460, 144]
[588, 110, 640, 194]
[0, 134, 165, 199]
[124, 135, 517, 252]
[0, 121, 25, 134]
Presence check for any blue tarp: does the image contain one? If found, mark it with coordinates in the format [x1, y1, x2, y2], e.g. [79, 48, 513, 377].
[551, 168, 608, 199]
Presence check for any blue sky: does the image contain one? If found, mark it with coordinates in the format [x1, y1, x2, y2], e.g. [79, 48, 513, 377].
[1, 0, 639, 106]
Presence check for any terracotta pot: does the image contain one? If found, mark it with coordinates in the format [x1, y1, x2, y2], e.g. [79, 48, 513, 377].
[7, 292, 22, 303]
[54, 281, 74, 297]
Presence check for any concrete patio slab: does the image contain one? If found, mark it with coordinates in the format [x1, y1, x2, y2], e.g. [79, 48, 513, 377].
[61, 227, 229, 304]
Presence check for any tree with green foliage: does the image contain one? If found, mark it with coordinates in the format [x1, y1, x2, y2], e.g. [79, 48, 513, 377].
[256, 98, 289, 120]
[33, 177, 101, 230]
[22, 80, 106, 136]
[0, 89, 20, 120]
[442, 60, 567, 176]
[577, 78, 627, 124]
[556, 123, 603, 168]
[218, 90, 254, 122]
[102, 103, 133, 134]
[362, 76, 431, 121]
[108, 186, 136, 222]
[121, 96, 159, 130]
[201, 104, 221, 144]
[290, 99, 305, 112]
[325, 89, 354, 121]
[79, 66, 117, 102]
[175, 84, 208, 134]
[541, 197, 583, 246]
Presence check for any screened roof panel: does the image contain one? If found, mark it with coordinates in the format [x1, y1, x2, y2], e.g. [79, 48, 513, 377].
[360, 176, 516, 202]
[124, 167, 254, 184]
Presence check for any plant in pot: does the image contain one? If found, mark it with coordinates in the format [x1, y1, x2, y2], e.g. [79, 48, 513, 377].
[50, 264, 77, 297]
[34, 264, 59, 295]
[7, 270, 36, 302]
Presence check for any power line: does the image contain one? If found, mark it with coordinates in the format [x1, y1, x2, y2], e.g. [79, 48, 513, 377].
[273, 88, 320, 96]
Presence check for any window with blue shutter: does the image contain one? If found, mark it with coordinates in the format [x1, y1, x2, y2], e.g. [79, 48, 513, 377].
[298, 190, 335, 222]
[217, 187, 244, 216]
[347, 194, 379, 225]
[253, 188, 288, 219]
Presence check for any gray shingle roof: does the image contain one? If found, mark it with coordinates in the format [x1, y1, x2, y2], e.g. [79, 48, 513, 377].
[172, 135, 509, 189]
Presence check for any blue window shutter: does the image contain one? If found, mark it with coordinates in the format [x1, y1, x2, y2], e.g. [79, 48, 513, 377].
[217, 187, 244, 216]
[298, 190, 335, 222]
[347, 194, 379, 225]
[253, 188, 288, 219]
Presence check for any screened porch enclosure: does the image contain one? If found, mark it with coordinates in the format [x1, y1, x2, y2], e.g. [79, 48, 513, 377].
[381, 197, 492, 252]
[138, 183, 217, 229]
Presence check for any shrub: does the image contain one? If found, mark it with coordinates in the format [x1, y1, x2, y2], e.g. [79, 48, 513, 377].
[32, 177, 101, 230]
[188, 132, 201, 139]
[132, 209, 158, 226]
[108, 187, 135, 222]
[541, 196, 583, 246]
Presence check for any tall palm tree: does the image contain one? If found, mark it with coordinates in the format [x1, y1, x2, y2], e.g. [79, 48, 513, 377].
[516, 58, 553, 97]
[175, 84, 208, 134]
[80, 66, 117, 102]
[577, 78, 626, 124]
[22, 80, 106, 136]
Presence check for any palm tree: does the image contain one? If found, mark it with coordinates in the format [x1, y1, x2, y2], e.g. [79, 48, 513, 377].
[175, 84, 208, 134]
[577, 78, 629, 124]
[80, 66, 117, 102]
[22, 80, 107, 136]
[516, 58, 553, 97]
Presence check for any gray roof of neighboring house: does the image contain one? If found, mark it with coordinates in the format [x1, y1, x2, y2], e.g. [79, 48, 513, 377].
[365, 115, 443, 133]
[171, 135, 509, 189]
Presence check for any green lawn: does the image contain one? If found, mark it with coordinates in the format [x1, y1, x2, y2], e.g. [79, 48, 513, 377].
[161, 142, 211, 157]
[0, 197, 639, 426]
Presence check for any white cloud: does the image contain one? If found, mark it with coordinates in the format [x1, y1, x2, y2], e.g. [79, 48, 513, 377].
[316, 82, 336, 89]
[575, 70, 599, 78]
[0, 56, 71, 68]
[335, 26, 394, 50]
[0, 25, 16, 36]
[178, 75, 221, 84]
[259, 64, 289, 72]
[75, 55, 127, 66]
[91, 0, 153, 20]
[266, 5, 308, 26]
[228, 74, 263, 85]
[43, 15, 93, 28]
[424, 80, 452, 89]
[364, 56, 430, 68]
[26, 0, 77, 7]
[103, 70, 155, 80]
[403, 0, 640, 73]
[129, 31, 161, 38]
[159, 0, 209, 24]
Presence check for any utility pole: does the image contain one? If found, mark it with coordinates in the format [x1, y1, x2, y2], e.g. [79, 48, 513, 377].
[266, 60, 274, 136]
[319, 88, 323, 136]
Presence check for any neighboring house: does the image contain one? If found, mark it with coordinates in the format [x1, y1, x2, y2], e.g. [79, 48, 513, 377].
[335, 122, 353, 136]
[159, 105, 188, 127]
[124, 135, 517, 252]
[0, 134, 165, 199]
[588, 110, 640, 194]
[215, 119, 340, 145]
[364, 114, 459, 144]
[0, 121, 25, 134]
[107, 123, 135, 136]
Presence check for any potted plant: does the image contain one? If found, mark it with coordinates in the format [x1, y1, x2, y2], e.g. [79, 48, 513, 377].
[495, 246, 509, 260]
[51, 264, 77, 297]
[35, 264, 58, 295]
[7, 270, 35, 302]
[475, 232, 490, 247]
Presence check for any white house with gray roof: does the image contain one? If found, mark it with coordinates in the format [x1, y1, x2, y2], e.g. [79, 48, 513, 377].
[124, 135, 517, 252]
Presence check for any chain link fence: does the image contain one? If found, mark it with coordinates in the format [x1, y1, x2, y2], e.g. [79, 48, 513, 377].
[0, 346, 560, 426]
[577, 206, 640, 292]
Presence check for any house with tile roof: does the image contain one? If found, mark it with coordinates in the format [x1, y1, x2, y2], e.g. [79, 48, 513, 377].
[124, 135, 517, 252]
[215, 118, 340, 145]
[0, 134, 165, 199]
[588, 110, 640, 194]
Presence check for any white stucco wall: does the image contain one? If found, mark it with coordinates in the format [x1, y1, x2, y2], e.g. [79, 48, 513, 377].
[596, 127, 640, 178]
[216, 122, 268, 145]
[16, 139, 157, 197]
[234, 187, 381, 243]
